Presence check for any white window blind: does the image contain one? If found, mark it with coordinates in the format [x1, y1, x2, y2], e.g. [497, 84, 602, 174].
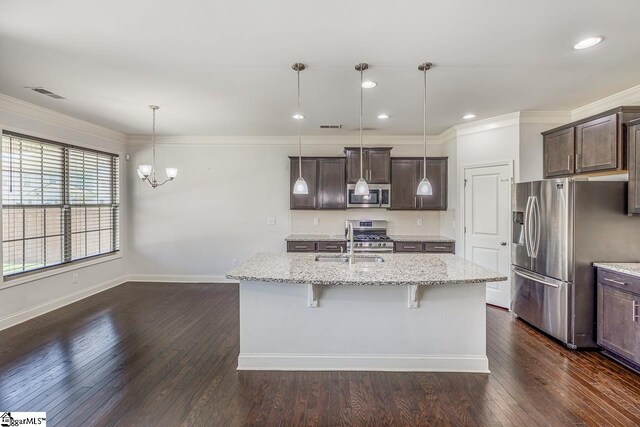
[2, 132, 119, 277]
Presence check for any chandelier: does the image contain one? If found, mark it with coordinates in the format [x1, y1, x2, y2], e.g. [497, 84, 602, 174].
[137, 105, 178, 188]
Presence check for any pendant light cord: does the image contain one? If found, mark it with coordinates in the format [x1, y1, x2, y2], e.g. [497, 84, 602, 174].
[359, 67, 364, 180]
[423, 66, 427, 179]
[152, 107, 157, 183]
[297, 68, 303, 179]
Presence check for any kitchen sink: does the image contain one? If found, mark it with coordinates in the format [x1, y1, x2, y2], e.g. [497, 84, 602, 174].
[314, 255, 385, 264]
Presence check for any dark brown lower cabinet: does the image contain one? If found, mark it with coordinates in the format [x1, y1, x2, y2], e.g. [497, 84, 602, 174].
[394, 241, 455, 254]
[290, 157, 346, 210]
[390, 157, 448, 210]
[596, 268, 640, 371]
[287, 241, 346, 253]
[628, 118, 640, 215]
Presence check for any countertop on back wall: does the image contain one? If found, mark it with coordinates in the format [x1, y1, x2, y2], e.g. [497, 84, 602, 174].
[285, 234, 455, 243]
[593, 262, 640, 279]
[388, 235, 455, 243]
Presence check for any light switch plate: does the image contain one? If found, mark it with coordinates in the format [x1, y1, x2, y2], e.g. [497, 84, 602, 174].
[267, 217, 276, 225]
[417, 218, 423, 226]
[313, 218, 319, 225]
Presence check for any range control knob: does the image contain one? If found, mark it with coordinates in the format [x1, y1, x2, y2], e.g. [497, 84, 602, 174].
[367, 242, 373, 247]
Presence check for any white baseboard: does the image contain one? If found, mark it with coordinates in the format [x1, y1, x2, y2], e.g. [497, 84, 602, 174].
[0, 275, 127, 331]
[237, 353, 490, 373]
[126, 274, 238, 284]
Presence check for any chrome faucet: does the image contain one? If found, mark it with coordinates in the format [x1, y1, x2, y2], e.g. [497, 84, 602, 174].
[346, 222, 355, 265]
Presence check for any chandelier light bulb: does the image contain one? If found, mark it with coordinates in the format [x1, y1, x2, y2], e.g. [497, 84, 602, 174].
[138, 164, 152, 177]
[166, 168, 178, 179]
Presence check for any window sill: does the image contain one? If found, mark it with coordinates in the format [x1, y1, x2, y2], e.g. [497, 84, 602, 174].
[1, 253, 123, 289]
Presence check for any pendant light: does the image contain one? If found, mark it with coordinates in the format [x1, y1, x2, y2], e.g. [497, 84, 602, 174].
[416, 62, 433, 196]
[291, 63, 308, 195]
[354, 63, 370, 196]
[137, 105, 178, 188]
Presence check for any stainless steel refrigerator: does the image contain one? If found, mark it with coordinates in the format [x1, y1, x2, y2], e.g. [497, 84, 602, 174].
[511, 178, 640, 348]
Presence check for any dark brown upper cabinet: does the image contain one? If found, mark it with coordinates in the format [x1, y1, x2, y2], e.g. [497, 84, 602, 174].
[317, 158, 347, 209]
[345, 147, 391, 184]
[418, 158, 448, 210]
[390, 157, 448, 211]
[543, 128, 575, 177]
[576, 113, 618, 173]
[628, 118, 640, 215]
[542, 107, 640, 179]
[290, 157, 346, 210]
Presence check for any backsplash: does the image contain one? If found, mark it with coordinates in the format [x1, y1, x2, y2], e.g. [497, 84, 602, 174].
[290, 210, 443, 236]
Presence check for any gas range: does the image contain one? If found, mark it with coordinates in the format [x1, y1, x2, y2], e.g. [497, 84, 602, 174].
[345, 220, 394, 253]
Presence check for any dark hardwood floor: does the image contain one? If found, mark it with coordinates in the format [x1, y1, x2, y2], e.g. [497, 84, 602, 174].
[1, 282, 639, 426]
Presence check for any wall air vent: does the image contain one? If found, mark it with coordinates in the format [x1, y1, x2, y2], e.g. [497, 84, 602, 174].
[319, 124, 342, 129]
[26, 87, 66, 99]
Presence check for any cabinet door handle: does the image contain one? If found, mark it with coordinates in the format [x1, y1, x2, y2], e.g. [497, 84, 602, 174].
[404, 245, 416, 249]
[604, 278, 627, 286]
[567, 155, 572, 171]
[325, 245, 337, 249]
[433, 246, 447, 249]
[295, 245, 310, 249]
[633, 301, 639, 322]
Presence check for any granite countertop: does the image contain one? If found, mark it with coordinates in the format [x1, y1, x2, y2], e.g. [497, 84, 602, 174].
[285, 234, 455, 243]
[286, 234, 346, 242]
[226, 253, 506, 286]
[388, 235, 455, 243]
[593, 262, 640, 278]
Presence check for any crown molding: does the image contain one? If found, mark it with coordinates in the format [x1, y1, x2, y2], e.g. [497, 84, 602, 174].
[519, 111, 571, 124]
[126, 134, 443, 146]
[0, 93, 127, 144]
[571, 84, 640, 121]
[452, 112, 520, 137]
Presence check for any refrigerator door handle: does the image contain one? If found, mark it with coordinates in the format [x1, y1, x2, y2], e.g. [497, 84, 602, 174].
[512, 266, 565, 288]
[524, 196, 533, 257]
[532, 196, 541, 258]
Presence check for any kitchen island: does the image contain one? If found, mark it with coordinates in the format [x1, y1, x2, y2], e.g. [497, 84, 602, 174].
[226, 253, 506, 372]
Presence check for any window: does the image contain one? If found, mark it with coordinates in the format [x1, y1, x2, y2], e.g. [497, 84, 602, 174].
[2, 132, 119, 278]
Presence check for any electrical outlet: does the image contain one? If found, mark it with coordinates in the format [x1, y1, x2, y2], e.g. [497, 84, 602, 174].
[417, 218, 423, 226]
[313, 218, 319, 226]
[232, 259, 239, 267]
[72, 273, 79, 284]
[267, 217, 276, 225]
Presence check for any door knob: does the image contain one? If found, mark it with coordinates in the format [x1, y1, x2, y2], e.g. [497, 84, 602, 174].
[500, 242, 507, 246]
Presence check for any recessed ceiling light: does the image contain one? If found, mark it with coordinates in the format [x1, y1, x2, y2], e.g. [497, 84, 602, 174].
[292, 113, 304, 120]
[361, 81, 377, 89]
[463, 113, 476, 119]
[573, 37, 604, 50]
[377, 114, 390, 119]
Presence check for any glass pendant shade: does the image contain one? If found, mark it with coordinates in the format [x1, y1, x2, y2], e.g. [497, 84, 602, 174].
[166, 168, 178, 179]
[293, 177, 309, 195]
[138, 164, 152, 177]
[417, 178, 433, 196]
[136, 168, 145, 180]
[354, 178, 370, 195]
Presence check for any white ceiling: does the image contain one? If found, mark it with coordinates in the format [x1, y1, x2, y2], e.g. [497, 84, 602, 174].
[1, 0, 639, 136]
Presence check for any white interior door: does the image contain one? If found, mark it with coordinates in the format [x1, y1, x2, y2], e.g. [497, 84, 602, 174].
[464, 164, 511, 308]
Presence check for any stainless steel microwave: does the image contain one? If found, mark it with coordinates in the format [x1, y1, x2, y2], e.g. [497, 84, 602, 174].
[346, 184, 391, 208]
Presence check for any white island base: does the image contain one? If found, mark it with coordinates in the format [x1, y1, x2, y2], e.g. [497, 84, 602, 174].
[238, 280, 488, 373]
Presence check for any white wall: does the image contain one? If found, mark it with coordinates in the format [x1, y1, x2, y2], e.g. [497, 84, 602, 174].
[0, 95, 128, 329]
[126, 136, 447, 280]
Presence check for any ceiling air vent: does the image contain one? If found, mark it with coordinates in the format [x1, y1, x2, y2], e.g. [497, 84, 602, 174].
[26, 87, 66, 99]
[319, 124, 342, 129]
